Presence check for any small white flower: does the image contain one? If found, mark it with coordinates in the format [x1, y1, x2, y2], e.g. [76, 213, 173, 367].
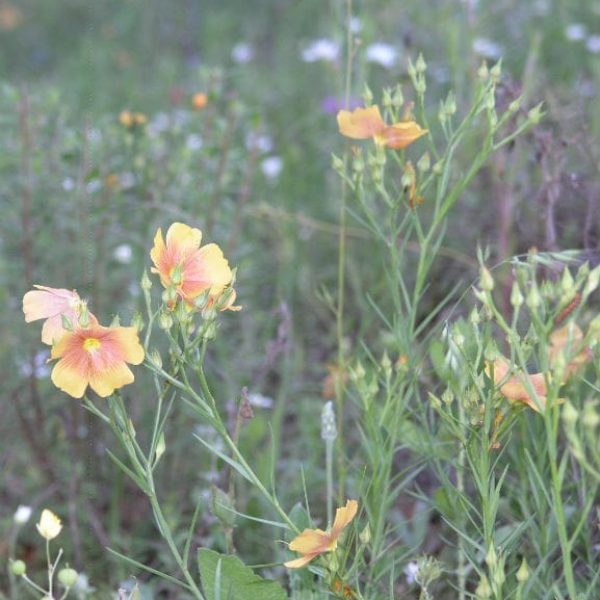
[301, 38, 340, 63]
[565, 23, 586, 41]
[113, 244, 133, 264]
[261, 156, 283, 181]
[247, 393, 273, 409]
[14, 505, 32, 524]
[365, 42, 398, 68]
[404, 561, 419, 585]
[472, 37, 503, 60]
[232, 42, 254, 64]
[586, 35, 600, 53]
[186, 133, 203, 151]
[62, 177, 75, 192]
[37, 509, 62, 540]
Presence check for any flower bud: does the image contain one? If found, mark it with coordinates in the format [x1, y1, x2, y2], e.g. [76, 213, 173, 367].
[485, 545, 497, 569]
[475, 574, 492, 599]
[527, 103, 544, 125]
[158, 312, 173, 330]
[445, 92, 456, 116]
[359, 524, 371, 544]
[526, 285, 541, 309]
[391, 85, 404, 109]
[382, 88, 393, 109]
[561, 268, 574, 293]
[562, 401, 579, 427]
[13, 505, 32, 525]
[362, 84, 373, 106]
[510, 282, 524, 308]
[477, 61, 489, 81]
[10, 560, 26, 576]
[211, 486, 236, 528]
[516, 557, 529, 583]
[155, 433, 166, 463]
[508, 97, 521, 113]
[490, 61, 502, 80]
[582, 402, 600, 430]
[584, 264, 600, 296]
[331, 153, 344, 173]
[149, 349, 162, 369]
[479, 266, 495, 292]
[58, 568, 79, 588]
[417, 152, 430, 173]
[415, 53, 427, 73]
[141, 270, 152, 291]
[131, 312, 144, 332]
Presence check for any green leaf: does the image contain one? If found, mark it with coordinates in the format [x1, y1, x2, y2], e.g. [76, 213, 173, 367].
[198, 549, 287, 600]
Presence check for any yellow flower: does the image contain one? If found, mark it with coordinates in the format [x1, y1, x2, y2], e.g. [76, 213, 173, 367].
[119, 110, 146, 128]
[284, 499, 358, 569]
[22, 285, 96, 345]
[548, 323, 592, 377]
[50, 324, 144, 398]
[150, 222, 233, 310]
[192, 92, 208, 110]
[36, 509, 62, 540]
[337, 105, 427, 149]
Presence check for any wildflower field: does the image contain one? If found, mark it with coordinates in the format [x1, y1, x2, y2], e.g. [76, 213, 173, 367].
[3, 0, 600, 598]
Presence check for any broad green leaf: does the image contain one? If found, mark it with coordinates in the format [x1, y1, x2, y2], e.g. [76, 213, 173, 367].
[198, 549, 287, 600]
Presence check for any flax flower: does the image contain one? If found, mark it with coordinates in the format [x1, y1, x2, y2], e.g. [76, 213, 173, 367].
[150, 222, 233, 309]
[37, 509, 62, 541]
[23, 285, 95, 345]
[486, 358, 548, 412]
[337, 105, 426, 149]
[548, 323, 592, 377]
[191, 92, 208, 110]
[284, 499, 358, 568]
[50, 324, 144, 398]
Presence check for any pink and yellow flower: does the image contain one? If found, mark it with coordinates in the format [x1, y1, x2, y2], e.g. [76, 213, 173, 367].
[150, 222, 233, 309]
[284, 499, 358, 569]
[22, 285, 96, 345]
[50, 324, 144, 398]
[337, 105, 427, 149]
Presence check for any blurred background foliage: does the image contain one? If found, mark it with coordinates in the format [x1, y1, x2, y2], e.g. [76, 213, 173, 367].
[1, 0, 600, 596]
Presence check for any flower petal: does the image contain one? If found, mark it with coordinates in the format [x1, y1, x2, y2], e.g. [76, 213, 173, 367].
[375, 122, 427, 149]
[89, 363, 135, 398]
[165, 222, 202, 256]
[112, 327, 145, 364]
[51, 359, 89, 399]
[288, 528, 332, 554]
[284, 553, 320, 569]
[330, 499, 358, 539]
[337, 106, 385, 139]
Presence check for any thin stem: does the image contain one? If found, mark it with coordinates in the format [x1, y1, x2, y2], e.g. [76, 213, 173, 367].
[326, 437, 334, 527]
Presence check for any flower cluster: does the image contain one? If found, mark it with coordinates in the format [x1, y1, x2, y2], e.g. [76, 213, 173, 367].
[22, 222, 238, 399]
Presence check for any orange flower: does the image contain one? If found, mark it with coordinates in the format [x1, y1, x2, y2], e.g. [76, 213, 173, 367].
[191, 92, 208, 110]
[150, 222, 233, 309]
[50, 324, 144, 398]
[486, 358, 548, 412]
[23, 285, 96, 345]
[284, 500, 358, 569]
[337, 105, 427, 149]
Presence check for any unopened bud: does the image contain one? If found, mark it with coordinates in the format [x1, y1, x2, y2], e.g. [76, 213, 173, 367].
[362, 84, 373, 106]
[58, 567, 78, 588]
[415, 53, 427, 73]
[561, 268, 574, 293]
[584, 264, 600, 296]
[211, 486, 236, 528]
[475, 574, 492, 599]
[10, 560, 26, 576]
[527, 102, 544, 125]
[158, 312, 173, 330]
[417, 152, 430, 173]
[516, 557, 529, 583]
[131, 312, 144, 332]
[562, 401, 579, 427]
[445, 92, 456, 116]
[508, 97, 521, 113]
[479, 266, 495, 292]
[526, 285, 541, 309]
[149, 349, 162, 369]
[155, 433, 166, 463]
[485, 545, 497, 569]
[382, 88, 393, 109]
[490, 61, 502, 80]
[391, 85, 404, 109]
[141, 270, 152, 291]
[477, 61, 489, 81]
[331, 153, 344, 173]
[359, 524, 371, 544]
[510, 282, 524, 308]
[582, 402, 600, 429]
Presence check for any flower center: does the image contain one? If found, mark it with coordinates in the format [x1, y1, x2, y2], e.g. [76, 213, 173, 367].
[83, 337, 101, 353]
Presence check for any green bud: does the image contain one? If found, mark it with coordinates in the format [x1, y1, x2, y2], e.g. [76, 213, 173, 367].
[158, 312, 173, 330]
[415, 53, 427, 73]
[475, 574, 492, 599]
[510, 281, 524, 308]
[445, 92, 456, 116]
[490, 61, 502, 80]
[479, 266, 495, 292]
[441, 388, 454, 405]
[359, 524, 371, 545]
[401, 169, 414, 189]
[527, 103, 544, 125]
[432, 160, 444, 175]
[155, 433, 166, 463]
[485, 545, 497, 569]
[415, 78, 426, 95]
[131, 312, 144, 332]
[362, 84, 373, 106]
[417, 152, 430, 173]
[477, 61, 489, 81]
[584, 264, 600, 297]
[109, 314, 121, 327]
[526, 285, 541, 309]
[562, 401, 579, 427]
[391, 85, 404, 109]
[61, 313, 74, 332]
[516, 557, 529, 583]
[141, 269, 152, 291]
[352, 152, 364, 173]
[58, 567, 78, 588]
[170, 264, 183, 286]
[470, 308, 481, 326]
[407, 59, 417, 80]
[149, 349, 162, 369]
[10, 560, 26, 576]
[561, 268, 574, 293]
[508, 97, 521, 113]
